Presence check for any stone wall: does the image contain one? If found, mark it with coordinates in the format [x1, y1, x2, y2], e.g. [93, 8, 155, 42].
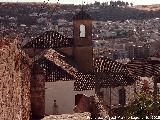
[42, 112, 91, 120]
[0, 39, 30, 120]
[30, 65, 45, 119]
[90, 95, 109, 119]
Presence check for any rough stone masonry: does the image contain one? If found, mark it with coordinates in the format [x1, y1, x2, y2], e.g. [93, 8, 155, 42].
[0, 38, 30, 120]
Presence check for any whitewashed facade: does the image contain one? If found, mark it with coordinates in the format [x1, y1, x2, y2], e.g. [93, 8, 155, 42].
[45, 81, 95, 115]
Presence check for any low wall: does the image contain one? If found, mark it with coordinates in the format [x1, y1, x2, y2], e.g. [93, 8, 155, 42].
[42, 112, 91, 120]
[90, 95, 109, 120]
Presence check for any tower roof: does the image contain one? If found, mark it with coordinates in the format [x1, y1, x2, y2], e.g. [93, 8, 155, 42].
[73, 9, 92, 20]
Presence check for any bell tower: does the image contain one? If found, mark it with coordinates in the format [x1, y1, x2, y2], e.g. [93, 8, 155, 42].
[73, 9, 93, 72]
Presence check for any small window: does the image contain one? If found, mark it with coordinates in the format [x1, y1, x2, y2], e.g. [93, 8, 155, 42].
[80, 24, 86, 38]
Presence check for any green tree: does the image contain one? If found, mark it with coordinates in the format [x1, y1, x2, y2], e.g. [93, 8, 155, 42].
[126, 93, 160, 119]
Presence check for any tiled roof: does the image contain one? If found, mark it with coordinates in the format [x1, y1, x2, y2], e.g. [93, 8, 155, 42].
[22, 31, 73, 49]
[31, 48, 137, 90]
[127, 59, 160, 77]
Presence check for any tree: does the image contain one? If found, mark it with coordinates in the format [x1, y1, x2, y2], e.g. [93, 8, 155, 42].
[125, 2, 129, 7]
[130, 3, 133, 7]
[126, 89, 160, 119]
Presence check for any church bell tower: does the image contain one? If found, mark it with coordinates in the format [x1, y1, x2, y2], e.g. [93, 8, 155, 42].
[73, 9, 93, 73]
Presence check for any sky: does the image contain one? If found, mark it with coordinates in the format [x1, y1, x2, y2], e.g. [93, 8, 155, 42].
[1, 0, 160, 5]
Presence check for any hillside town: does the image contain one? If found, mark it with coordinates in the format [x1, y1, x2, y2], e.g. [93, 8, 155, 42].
[0, 1, 160, 120]
[1, 2, 160, 60]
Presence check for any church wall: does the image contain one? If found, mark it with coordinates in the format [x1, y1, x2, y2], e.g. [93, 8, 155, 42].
[73, 20, 92, 47]
[73, 46, 93, 72]
[56, 47, 73, 57]
[45, 81, 95, 115]
[73, 18, 93, 73]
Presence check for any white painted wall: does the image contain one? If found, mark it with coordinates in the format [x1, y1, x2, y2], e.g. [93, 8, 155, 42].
[45, 81, 95, 115]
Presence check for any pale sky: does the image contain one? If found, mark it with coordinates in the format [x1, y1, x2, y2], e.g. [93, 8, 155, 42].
[1, 0, 160, 5]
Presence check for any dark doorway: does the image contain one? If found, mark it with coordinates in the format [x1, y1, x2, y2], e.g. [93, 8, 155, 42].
[75, 94, 83, 106]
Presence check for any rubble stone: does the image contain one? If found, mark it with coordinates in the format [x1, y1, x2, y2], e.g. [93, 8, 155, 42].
[0, 39, 30, 120]
[42, 112, 91, 120]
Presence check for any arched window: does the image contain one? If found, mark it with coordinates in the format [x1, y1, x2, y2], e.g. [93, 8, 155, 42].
[80, 24, 86, 38]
